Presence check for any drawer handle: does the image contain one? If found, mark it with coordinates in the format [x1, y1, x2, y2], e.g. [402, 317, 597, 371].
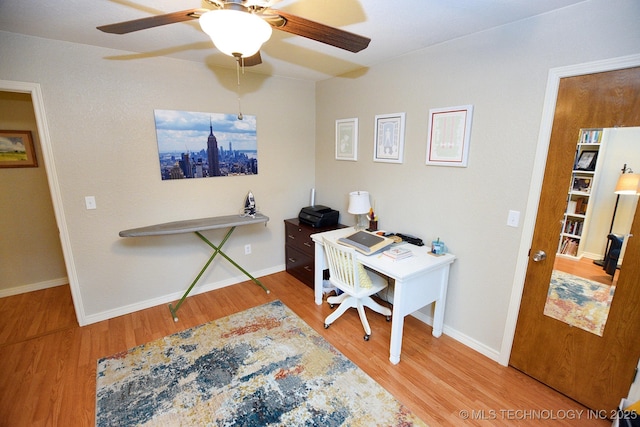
[287, 234, 295, 240]
[288, 257, 297, 263]
[303, 242, 312, 247]
[304, 266, 313, 271]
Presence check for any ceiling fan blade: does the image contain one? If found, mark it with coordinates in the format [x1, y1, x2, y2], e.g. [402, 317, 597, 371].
[242, 51, 262, 67]
[271, 10, 370, 53]
[97, 8, 207, 34]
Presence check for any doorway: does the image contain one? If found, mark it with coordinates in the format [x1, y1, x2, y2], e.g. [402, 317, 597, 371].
[0, 80, 82, 324]
[508, 63, 640, 411]
[0, 91, 67, 295]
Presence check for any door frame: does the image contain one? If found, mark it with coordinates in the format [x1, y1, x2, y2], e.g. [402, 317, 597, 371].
[499, 53, 640, 366]
[0, 80, 86, 325]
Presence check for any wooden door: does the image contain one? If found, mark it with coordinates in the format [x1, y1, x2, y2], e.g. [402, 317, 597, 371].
[510, 67, 640, 411]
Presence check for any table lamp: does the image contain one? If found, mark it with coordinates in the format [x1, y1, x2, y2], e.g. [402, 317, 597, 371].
[348, 191, 371, 230]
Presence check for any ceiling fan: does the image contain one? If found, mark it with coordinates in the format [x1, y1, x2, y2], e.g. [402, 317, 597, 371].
[97, 0, 371, 66]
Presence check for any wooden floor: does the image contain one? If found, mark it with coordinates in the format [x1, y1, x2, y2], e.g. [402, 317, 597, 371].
[0, 272, 610, 426]
[554, 256, 619, 285]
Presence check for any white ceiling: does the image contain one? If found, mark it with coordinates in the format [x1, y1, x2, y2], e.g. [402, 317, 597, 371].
[0, 0, 586, 82]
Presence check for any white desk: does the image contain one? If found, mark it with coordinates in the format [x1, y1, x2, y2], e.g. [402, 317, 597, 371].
[311, 227, 455, 364]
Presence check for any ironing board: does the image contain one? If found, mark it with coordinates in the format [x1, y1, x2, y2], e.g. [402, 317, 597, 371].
[119, 213, 270, 321]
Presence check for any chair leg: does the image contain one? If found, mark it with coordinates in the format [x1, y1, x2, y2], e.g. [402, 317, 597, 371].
[356, 302, 372, 338]
[324, 296, 355, 326]
[361, 295, 392, 317]
[327, 292, 349, 307]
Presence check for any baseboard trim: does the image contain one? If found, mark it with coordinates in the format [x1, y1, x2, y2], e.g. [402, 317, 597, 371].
[83, 265, 284, 325]
[378, 283, 500, 363]
[0, 277, 69, 298]
[410, 309, 501, 364]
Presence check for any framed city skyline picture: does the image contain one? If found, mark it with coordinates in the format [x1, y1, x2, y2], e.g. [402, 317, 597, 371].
[154, 109, 258, 180]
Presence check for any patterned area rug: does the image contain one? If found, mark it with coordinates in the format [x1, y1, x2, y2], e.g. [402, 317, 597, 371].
[96, 300, 426, 426]
[543, 270, 616, 336]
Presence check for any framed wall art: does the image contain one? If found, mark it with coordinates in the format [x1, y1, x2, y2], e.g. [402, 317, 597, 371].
[373, 112, 405, 163]
[426, 105, 473, 167]
[0, 130, 37, 168]
[335, 118, 358, 161]
[154, 109, 258, 180]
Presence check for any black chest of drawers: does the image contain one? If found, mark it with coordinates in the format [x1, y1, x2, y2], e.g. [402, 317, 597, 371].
[284, 218, 345, 288]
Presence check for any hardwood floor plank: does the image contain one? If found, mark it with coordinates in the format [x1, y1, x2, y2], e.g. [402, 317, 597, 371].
[0, 272, 610, 426]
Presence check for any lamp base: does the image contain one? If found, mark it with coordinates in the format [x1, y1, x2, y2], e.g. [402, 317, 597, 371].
[354, 214, 368, 231]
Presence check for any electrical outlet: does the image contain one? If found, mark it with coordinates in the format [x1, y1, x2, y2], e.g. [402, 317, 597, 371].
[244, 244, 251, 255]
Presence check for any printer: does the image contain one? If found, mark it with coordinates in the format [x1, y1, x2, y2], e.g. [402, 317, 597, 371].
[298, 205, 339, 228]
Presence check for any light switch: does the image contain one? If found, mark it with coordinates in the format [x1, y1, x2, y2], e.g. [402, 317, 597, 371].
[507, 210, 520, 228]
[85, 196, 97, 210]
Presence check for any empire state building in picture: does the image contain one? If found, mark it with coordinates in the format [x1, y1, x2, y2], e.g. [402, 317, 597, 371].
[206, 118, 221, 176]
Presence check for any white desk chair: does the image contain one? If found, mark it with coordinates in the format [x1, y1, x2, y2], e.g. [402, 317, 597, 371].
[323, 237, 391, 340]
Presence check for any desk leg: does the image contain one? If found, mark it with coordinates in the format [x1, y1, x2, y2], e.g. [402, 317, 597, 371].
[168, 227, 269, 322]
[313, 242, 325, 305]
[431, 268, 450, 338]
[389, 306, 405, 365]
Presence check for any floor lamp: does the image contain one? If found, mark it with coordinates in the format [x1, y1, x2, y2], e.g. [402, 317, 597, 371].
[594, 164, 640, 266]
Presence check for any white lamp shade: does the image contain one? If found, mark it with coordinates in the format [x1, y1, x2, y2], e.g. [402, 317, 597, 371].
[348, 191, 371, 214]
[199, 10, 272, 58]
[614, 173, 640, 195]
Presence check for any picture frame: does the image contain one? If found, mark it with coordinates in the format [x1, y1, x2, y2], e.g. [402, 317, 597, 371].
[426, 105, 473, 167]
[575, 150, 598, 171]
[335, 118, 358, 161]
[572, 176, 592, 193]
[373, 112, 405, 163]
[154, 109, 257, 180]
[0, 130, 37, 168]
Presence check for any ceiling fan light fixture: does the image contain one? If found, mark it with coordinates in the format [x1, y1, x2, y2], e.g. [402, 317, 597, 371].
[200, 9, 272, 58]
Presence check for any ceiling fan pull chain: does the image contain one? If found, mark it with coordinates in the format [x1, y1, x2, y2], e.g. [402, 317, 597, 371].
[236, 57, 244, 120]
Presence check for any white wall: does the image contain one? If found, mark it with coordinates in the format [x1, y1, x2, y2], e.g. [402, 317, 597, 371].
[0, 31, 316, 323]
[315, 0, 640, 358]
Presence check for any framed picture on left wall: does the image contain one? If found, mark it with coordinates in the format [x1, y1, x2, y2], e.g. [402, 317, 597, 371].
[0, 130, 37, 168]
[335, 118, 358, 161]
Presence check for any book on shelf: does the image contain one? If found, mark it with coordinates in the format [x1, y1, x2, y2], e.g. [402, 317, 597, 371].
[560, 237, 579, 256]
[575, 197, 588, 215]
[579, 129, 602, 144]
[564, 219, 584, 236]
[382, 246, 413, 260]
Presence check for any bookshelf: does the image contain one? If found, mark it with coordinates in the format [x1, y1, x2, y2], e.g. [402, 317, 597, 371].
[557, 128, 603, 258]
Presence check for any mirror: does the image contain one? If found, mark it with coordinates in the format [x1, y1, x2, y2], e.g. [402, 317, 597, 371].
[544, 127, 640, 336]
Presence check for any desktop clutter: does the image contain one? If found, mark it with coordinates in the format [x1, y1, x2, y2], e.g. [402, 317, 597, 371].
[295, 196, 446, 257]
[339, 226, 447, 259]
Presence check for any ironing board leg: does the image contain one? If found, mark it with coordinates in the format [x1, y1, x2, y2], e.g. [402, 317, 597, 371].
[195, 230, 270, 294]
[168, 227, 269, 322]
